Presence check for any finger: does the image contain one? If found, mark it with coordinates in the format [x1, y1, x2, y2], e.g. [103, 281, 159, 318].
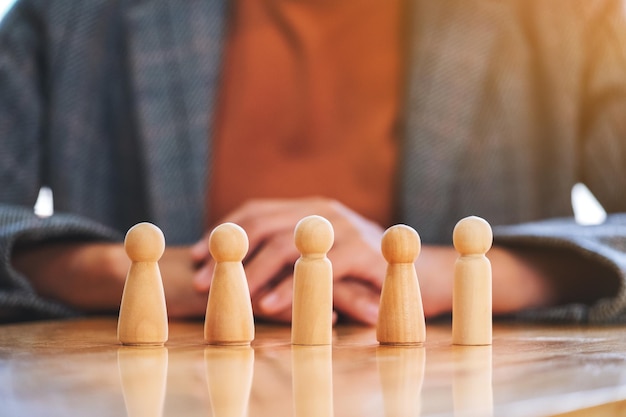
[190, 238, 209, 262]
[191, 206, 280, 263]
[191, 202, 287, 263]
[168, 290, 208, 319]
[329, 241, 386, 290]
[190, 203, 294, 270]
[244, 234, 300, 296]
[333, 279, 380, 326]
[256, 275, 294, 315]
[220, 200, 297, 249]
[223, 198, 333, 253]
[223, 198, 304, 227]
[254, 304, 292, 324]
[238, 217, 299, 261]
[192, 260, 215, 292]
[158, 247, 209, 319]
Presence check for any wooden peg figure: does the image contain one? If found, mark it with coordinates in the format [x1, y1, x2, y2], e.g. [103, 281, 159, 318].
[118, 222, 168, 346]
[376, 224, 426, 346]
[291, 215, 334, 346]
[204, 223, 255, 345]
[452, 216, 493, 346]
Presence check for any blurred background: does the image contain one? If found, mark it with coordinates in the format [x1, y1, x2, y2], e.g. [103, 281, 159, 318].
[0, 0, 607, 226]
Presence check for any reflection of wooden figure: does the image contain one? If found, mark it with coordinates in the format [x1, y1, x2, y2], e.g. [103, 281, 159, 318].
[452, 216, 493, 346]
[204, 223, 255, 345]
[292, 346, 334, 417]
[377, 346, 425, 417]
[118, 347, 168, 417]
[118, 222, 168, 346]
[205, 346, 254, 417]
[292, 215, 334, 346]
[453, 345, 493, 417]
[377, 225, 426, 346]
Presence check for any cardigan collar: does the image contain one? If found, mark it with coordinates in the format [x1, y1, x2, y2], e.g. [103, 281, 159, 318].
[125, 0, 227, 243]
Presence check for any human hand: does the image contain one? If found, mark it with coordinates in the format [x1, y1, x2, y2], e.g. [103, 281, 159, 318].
[11, 242, 128, 313]
[188, 196, 579, 326]
[158, 246, 208, 318]
[191, 198, 387, 325]
[415, 245, 567, 318]
[11, 243, 207, 319]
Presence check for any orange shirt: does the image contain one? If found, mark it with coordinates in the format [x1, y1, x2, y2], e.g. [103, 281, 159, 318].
[209, 0, 405, 227]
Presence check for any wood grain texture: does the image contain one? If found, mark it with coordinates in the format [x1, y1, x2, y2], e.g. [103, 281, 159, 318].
[205, 346, 254, 417]
[292, 346, 333, 417]
[118, 347, 168, 417]
[3, 318, 626, 416]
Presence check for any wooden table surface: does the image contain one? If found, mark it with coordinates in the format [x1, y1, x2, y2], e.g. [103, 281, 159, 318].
[2, 318, 626, 417]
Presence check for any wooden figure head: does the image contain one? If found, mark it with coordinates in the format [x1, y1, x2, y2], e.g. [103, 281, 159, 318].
[453, 216, 493, 255]
[381, 224, 421, 264]
[209, 222, 249, 263]
[294, 215, 334, 256]
[124, 222, 165, 262]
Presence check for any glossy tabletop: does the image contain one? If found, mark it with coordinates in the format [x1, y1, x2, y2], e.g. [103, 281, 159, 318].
[1, 318, 626, 417]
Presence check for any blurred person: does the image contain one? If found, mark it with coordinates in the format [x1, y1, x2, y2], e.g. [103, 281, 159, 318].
[1, 0, 626, 324]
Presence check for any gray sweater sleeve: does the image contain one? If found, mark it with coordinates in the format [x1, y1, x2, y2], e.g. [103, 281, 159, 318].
[0, 2, 123, 320]
[517, 4, 626, 323]
[495, 214, 626, 323]
[0, 207, 122, 320]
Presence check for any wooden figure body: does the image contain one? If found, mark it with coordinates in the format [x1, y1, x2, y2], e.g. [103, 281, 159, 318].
[376, 224, 426, 346]
[204, 223, 255, 345]
[291, 215, 334, 346]
[452, 216, 493, 346]
[118, 222, 168, 346]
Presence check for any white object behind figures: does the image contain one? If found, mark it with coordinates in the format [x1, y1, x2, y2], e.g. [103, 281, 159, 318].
[0, 0, 16, 22]
[452, 216, 493, 346]
[117, 222, 169, 346]
[571, 182, 606, 226]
